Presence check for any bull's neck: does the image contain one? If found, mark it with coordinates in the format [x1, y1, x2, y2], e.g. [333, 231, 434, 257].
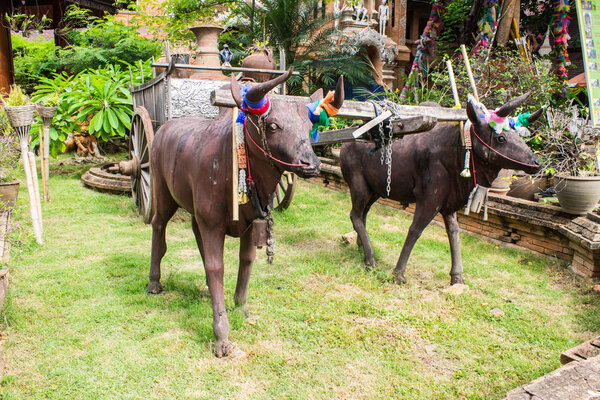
[458, 129, 502, 192]
[454, 127, 502, 196]
[247, 147, 282, 211]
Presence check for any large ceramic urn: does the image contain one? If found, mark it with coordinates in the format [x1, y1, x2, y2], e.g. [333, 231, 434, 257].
[189, 25, 227, 80]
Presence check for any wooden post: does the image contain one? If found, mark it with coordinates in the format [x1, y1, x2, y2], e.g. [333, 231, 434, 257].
[18, 138, 42, 244]
[43, 122, 50, 201]
[28, 151, 42, 233]
[39, 125, 48, 202]
[447, 60, 465, 144]
[232, 107, 239, 221]
[460, 44, 479, 101]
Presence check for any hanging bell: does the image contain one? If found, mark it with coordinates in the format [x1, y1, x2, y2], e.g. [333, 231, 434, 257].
[460, 149, 471, 178]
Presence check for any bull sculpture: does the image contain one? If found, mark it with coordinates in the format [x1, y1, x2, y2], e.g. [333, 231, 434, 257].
[340, 93, 542, 285]
[148, 69, 344, 357]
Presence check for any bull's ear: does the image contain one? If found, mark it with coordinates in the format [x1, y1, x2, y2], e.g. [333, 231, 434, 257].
[466, 94, 484, 126]
[309, 88, 324, 102]
[231, 74, 243, 108]
[527, 107, 545, 124]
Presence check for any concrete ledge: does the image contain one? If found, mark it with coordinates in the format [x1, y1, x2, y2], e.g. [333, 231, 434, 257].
[503, 354, 600, 400]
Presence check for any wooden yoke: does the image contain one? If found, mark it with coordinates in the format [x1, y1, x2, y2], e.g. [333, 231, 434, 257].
[211, 89, 467, 145]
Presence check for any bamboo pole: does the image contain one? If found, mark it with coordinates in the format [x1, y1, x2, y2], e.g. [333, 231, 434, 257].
[446, 60, 461, 107]
[18, 138, 43, 244]
[43, 119, 50, 201]
[28, 151, 43, 233]
[232, 107, 239, 221]
[460, 44, 479, 101]
[39, 125, 48, 202]
[446, 60, 465, 144]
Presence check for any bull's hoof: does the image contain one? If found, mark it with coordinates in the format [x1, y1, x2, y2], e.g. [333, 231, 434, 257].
[214, 339, 232, 358]
[394, 273, 407, 285]
[146, 281, 163, 294]
[450, 275, 465, 285]
[234, 302, 250, 318]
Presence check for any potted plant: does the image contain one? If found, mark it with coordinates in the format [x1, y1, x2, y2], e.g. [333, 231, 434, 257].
[2, 85, 36, 134]
[538, 104, 600, 214]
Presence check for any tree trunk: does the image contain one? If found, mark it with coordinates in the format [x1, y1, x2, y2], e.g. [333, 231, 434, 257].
[461, 0, 484, 44]
[496, 0, 517, 45]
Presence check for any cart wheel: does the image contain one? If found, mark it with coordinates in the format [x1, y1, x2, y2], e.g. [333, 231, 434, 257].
[130, 107, 154, 224]
[272, 172, 296, 211]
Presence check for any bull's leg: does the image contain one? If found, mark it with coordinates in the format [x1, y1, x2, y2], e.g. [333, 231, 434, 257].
[442, 212, 465, 285]
[147, 184, 178, 294]
[195, 219, 231, 357]
[234, 228, 256, 317]
[191, 218, 206, 262]
[350, 194, 378, 266]
[392, 203, 439, 284]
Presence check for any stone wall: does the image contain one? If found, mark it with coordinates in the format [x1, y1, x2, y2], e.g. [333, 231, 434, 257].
[307, 158, 600, 279]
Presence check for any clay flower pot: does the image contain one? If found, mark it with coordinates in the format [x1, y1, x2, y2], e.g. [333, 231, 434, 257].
[0, 181, 19, 209]
[555, 174, 600, 214]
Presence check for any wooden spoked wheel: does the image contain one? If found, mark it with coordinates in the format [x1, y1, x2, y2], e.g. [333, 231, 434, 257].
[130, 107, 154, 224]
[273, 172, 296, 211]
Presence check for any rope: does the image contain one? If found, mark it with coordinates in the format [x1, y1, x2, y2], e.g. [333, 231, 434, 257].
[470, 126, 539, 168]
[243, 119, 310, 168]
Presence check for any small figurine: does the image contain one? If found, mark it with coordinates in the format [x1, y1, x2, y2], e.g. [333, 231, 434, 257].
[333, 0, 348, 28]
[378, 0, 389, 36]
[219, 44, 233, 66]
[353, 0, 369, 23]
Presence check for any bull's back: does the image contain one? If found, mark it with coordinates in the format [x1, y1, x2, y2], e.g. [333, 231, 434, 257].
[340, 123, 460, 203]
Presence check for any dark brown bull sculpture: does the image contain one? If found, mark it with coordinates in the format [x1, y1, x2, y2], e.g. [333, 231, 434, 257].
[148, 69, 344, 357]
[340, 93, 542, 285]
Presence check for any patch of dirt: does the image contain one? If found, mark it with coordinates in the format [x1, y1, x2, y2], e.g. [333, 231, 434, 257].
[333, 360, 377, 399]
[412, 336, 456, 382]
[380, 223, 402, 233]
[325, 282, 367, 301]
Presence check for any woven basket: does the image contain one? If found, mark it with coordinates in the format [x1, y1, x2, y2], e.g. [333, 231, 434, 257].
[4, 105, 36, 129]
[36, 104, 58, 119]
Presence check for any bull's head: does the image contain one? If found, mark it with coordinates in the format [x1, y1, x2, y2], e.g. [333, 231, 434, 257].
[467, 93, 543, 174]
[231, 68, 344, 177]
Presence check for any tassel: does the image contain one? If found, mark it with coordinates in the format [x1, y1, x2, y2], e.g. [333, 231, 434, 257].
[460, 150, 471, 177]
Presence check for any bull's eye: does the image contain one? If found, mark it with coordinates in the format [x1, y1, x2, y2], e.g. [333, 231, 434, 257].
[497, 135, 506, 143]
[268, 123, 279, 131]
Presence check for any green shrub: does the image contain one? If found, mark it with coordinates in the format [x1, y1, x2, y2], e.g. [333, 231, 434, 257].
[10, 35, 59, 92]
[11, 5, 161, 90]
[30, 61, 153, 156]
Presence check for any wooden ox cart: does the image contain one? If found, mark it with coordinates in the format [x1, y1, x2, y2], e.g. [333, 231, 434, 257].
[114, 60, 467, 222]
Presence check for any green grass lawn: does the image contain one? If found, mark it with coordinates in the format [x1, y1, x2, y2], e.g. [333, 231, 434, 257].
[1, 158, 599, 399]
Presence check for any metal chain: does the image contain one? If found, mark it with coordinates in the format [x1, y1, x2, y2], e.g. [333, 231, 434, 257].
[371, 100, 397, 197]
[266, 202, 275, 264]
[385, 117, 393, 196]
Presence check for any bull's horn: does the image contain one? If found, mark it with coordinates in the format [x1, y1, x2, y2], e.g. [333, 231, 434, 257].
[231, 74, 243, 108]
[245, 67, 294, 103]
[527, 107, 545, 124]
[495, 92, 531, 117]
[332, 76, 345, 110]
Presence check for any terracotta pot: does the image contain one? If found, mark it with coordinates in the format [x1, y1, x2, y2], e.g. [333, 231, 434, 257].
[555, 174, 600, 214]
[507, 173, 551, 201]
[488, 169, 513, 196]
[0, 181, 19, 209]
[241, 49, 277, 82]
[189, 25, 227, 80]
